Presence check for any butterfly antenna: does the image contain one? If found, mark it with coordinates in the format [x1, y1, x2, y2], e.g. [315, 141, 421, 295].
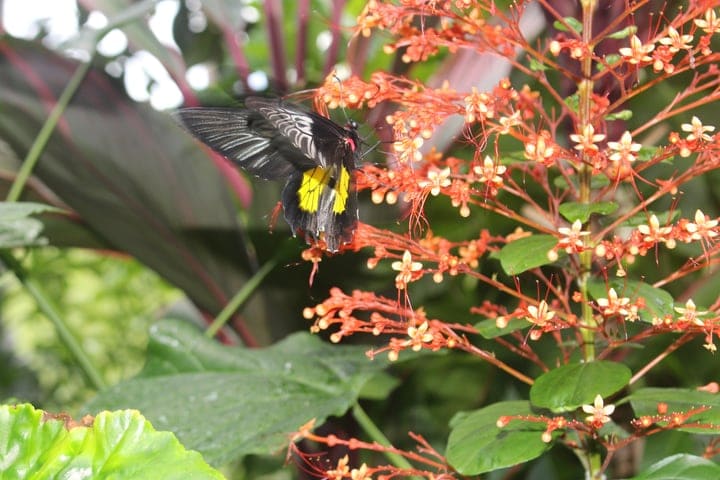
[360, 139, 384, 160]
[330, 73, 356, 126]
[286, 89, 315, 103]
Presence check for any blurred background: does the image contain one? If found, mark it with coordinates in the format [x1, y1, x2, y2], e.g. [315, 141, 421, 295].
[3, 2, 717, 478]
[0, 0, 524, 415]
[0, 0, 388, 411]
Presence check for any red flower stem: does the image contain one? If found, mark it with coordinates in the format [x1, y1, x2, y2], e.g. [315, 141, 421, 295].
[454, 335, 535, 385]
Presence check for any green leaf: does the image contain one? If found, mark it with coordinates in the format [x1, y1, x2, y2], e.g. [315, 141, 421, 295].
[498, 235, 561, 275]
[598, 53, 623, 70]
[0, 403, 223, 479]
[474, 317, 528, 338]
[564, 93, 579, 113]
[0, 202, 62, 248]
[528, 57, 549, 72]
[629, 454, 720, 479]
[638, 146, 662, 162]
[553, 17, 583, 34]
[446, 401, 552, 475]
[641, 431, 703, 470]
[587, 279, 674, 324]
[628, 388, 720, 434]
[605, 109, 633, 121]
[85, 318, 390, 466]
[0, 219, 43, 249]
[558, 201, 618, 223]
[0, 201, 62, 219]
[622, 210, 681, 227]
[608, 25, 637, 40]
[530, 361, 631, 413]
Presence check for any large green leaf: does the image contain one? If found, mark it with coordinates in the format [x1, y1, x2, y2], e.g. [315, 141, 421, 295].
[628, 388, 720, 434]
[84, 318, 390, 466]
[558, 201, 617, 223]
[587, 279, 674, 324]
[640, 431, 703, 471]
[530, 361, 631, 413]
[446, 401, 552, 475]
[0, 403, 223, 479]
[497, 234, 563, 275]
[0, 38, 254, 317]
[628, 454, 720, 480]
[474, 317, 528, 338]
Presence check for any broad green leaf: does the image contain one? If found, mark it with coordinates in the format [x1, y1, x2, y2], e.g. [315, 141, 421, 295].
[0, 202, 62, 220]
[587, 279, 674, 324]
[0, 218, 45, 248]
[0, 202, 62, 248]
[85, 318, 390, 466]
[628, 388, 720, 434]
[558, 201, 618, 223]
[446, 401, 552, 475]
[474, 317, 528, 338]
[0, 404, 223, 479]
[530, 361, 631, 412]
[629, 454, 720, 479]
[498, 234, 561, 275]
[641, 431, 703, 471]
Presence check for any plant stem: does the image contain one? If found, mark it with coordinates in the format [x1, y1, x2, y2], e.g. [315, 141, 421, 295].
[587, 452, 605, 480]
[577, 0, 598, 363]
[204, 256, 278, 339]
[2, 54, 104, 390]
[6, 57, 92, 202]
[352, 403, 415, 471]
[0, 251, 106, 390]
[577, 2, 604, 479]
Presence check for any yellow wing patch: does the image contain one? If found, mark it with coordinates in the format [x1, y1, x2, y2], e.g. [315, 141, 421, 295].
[298, 167, 328, 213]
[333, 167, 350, 214]
[297, 167, 351, 214]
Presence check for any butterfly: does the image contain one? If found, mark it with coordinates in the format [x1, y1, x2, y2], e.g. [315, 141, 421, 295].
[175, 97, 360, 252]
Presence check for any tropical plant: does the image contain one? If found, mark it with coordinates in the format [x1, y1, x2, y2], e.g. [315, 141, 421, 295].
[1, 0, 720, 479]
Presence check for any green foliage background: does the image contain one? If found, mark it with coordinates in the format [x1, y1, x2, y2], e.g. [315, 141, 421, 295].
[0, 0, 719, 479]
[1, 249, 180, 408]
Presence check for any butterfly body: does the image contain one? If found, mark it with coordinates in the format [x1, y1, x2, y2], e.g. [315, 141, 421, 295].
[176, 98, 359, 252]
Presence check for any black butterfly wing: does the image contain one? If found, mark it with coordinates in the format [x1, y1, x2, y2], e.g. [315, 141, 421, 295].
[246, 97, 359, 170]
[174, 107, 315, 180]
